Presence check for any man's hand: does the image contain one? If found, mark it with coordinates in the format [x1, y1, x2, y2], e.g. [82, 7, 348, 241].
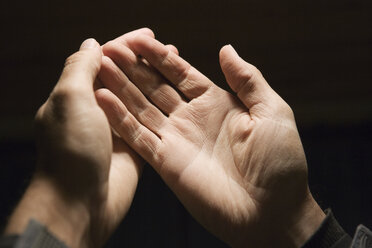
[98, 35, 325, 247]
[4, 29, 153, 248]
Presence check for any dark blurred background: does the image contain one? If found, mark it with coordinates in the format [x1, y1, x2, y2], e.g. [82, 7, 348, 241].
[0, 0, 371, 247]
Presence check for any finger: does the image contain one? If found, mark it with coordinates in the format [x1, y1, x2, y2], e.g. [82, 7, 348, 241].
[165, 44, 179, 55]
[111, 132, 144, 173]
[56, 38, 102, 94]
[98, 55, 167, 135]
[110, 27, 155, 46]
[104, 132, 143, 236]
[95, 88, 161, 164]
[127, 35, 214, 100]
[103, 40, 185, 114]
[137, 44, 179, 69]
[140, 44, 179, 67]
[219, 45, 275, 110]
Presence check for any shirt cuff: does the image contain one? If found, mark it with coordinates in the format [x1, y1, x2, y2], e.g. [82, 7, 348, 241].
[0, 219, 68, 248]
[302, 209, 352, 248]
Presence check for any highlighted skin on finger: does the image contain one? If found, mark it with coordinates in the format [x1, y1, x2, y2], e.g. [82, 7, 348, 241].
[57, 38, 102, 93]
[109, 27, 155, 47]
[219, 45, 271, 109]
[126, 34, 214, 100]
[102, 42, 184, 115]
[219, 45, 294, 119]
[98, 55, 167, 134]
[165, 44, 179, 55]
[95, 88, 162, 164]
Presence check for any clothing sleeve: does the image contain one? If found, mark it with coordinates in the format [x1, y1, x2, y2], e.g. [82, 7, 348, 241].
[0, 219, 69, 248]
[350, 225, 372, 248]
[302, 209, 352, 248]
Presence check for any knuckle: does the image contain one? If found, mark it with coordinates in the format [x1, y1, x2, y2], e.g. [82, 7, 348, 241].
[174, 62, 191, 84]
[142, 27, 155, 37]
[235, 68, 255, 93]
[46, 91, 71, 123]
[250, 64, 263, 77]
[50, 84, 83, 105]
[50, 90, 69, 108]
[239, 67, 255, 82]
[230, 63, 261, 94]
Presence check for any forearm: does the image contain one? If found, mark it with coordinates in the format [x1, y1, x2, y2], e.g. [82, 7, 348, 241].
[4, 176, 91, 248]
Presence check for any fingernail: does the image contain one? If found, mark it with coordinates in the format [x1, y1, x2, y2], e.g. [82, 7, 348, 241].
[80, 38, 98, 50]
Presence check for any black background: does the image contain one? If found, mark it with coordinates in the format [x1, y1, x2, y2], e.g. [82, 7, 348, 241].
[0, 0, 371, 247]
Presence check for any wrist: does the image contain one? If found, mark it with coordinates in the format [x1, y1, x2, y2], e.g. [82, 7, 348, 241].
[5, 176, 92, 248]
[231, 189, 325, 248]
[284, 191, 326, 247]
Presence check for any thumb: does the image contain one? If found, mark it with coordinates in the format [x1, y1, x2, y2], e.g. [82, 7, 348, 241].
[219, 45, 273, 110]
[57, 38, 102, 91]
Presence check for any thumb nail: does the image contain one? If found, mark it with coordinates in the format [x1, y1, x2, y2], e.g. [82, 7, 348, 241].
[80, 38, 98, 50]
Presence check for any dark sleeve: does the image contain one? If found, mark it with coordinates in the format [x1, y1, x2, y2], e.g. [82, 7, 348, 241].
[0, 219, 69, 248]
[350, 225, 372, 248]
[302, 209, 352, 248]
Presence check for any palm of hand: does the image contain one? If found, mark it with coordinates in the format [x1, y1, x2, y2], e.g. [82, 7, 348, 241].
[157, 87, 257, 234]
[156, 86, 308, 244]
[98, 35, 310, 247]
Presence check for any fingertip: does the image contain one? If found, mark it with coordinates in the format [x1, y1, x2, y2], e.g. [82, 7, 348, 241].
[59, 39, 102, 90]
[101, 40, 118, 56]
[95, 88, 130, 131]
[101, 55, 113, 66]
[95, 88, 119, 116]
[227, 44, 237, 53]
[95, 88, 122, 111]
[99, 55, 117, 76]
[94, 87, 109, 100]
[219, 44, 239, 62]
[78, 38, 102, 62]
[126, 34, 153, 55]
[128, 34, 168, 59]
[127, 30, 155, 46]
[80, 38, 100, 50]
[165, 44, 179, 55]
[131, 33, 151, 43]
[219, 44, 231, 54]
[219, 45, 237, 73]
[219, 45, 253, 94]
[106, 28, 156, 49]
[140, 27, 155, 38]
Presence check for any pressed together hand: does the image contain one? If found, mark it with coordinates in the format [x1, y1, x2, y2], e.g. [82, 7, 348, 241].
[5, 28, 325, 248]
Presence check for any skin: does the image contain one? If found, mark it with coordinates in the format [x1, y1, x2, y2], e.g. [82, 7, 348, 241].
[4, 29, 157, 248]
[5, 28, 324, 248]
[98, 34, 326, 247]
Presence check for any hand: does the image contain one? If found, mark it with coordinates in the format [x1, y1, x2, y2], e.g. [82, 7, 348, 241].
[4, 29, 153, 248]
[98, 35, 325, 248]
